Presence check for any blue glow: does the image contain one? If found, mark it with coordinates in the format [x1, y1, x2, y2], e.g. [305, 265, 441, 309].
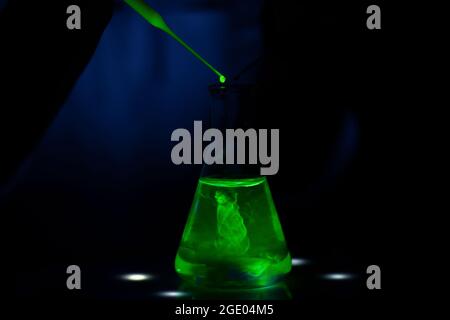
[0, 0, 7, 11]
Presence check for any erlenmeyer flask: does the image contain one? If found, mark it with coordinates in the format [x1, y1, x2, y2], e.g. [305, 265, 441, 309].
[175, 84, 291, 288]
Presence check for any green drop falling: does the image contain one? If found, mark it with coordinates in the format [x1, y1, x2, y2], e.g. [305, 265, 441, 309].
[175, 177, 291, 288]
[124, 0, 226, 84]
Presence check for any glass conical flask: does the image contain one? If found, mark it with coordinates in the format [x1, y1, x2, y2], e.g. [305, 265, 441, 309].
[175, 84, 291, 288]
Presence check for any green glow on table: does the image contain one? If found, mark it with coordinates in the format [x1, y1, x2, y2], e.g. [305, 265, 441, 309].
[175, 177, 291, 288]
[124, 0, 227, 84]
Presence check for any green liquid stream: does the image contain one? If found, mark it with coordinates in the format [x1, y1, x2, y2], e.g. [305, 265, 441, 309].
[124, 0, 226, 83]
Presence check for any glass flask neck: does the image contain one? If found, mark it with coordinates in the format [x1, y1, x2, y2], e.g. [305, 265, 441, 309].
[202, 84, 261, 179]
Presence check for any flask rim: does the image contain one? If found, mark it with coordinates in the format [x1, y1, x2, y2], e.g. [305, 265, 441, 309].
[208, 83, 256, 97]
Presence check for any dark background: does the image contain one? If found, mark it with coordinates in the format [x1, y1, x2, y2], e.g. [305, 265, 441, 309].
[2, 0, 402, 306]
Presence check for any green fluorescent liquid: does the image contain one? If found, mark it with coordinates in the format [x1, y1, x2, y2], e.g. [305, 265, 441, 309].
[124, 0, 226, 84]
[175, 177, 291, 288]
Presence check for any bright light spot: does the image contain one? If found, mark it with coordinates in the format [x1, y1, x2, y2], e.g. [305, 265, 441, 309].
[219, 75, 226, 84]
[322, 273, 355, 280]
[292, 258, 310, 266]
[120, 273, 154, 282]
[157, 291, 190, 298]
